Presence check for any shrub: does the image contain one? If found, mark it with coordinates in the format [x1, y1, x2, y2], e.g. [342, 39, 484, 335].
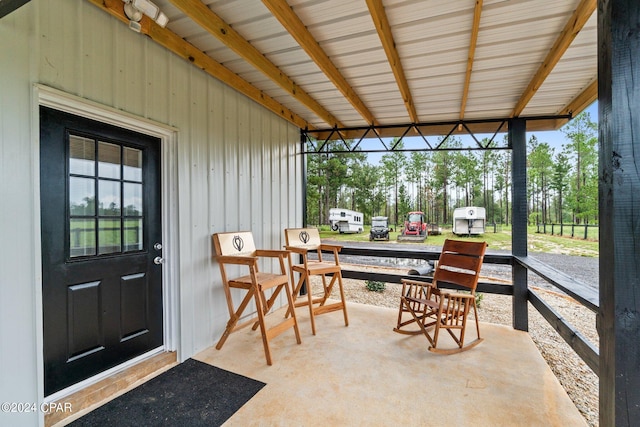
[476, 292, 484, 308]
[365, 280, 386, 293]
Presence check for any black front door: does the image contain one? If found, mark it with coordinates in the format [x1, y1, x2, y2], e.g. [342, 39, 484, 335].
[40, 106, 163, 396]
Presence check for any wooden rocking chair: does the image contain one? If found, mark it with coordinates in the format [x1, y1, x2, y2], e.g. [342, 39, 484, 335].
[212, 231, 301, 365]
[284, 228, 349, 335]
[394, 239, 487, 354]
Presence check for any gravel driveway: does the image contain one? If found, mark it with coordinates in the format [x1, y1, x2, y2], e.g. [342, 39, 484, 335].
[527, 251, 598, 291]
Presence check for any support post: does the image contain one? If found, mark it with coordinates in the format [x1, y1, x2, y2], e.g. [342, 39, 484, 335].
[510, 118, 528, 331]
[598, 1, 640, 425]
[300, 130, 308, 295]
[301, 130, 308, 228]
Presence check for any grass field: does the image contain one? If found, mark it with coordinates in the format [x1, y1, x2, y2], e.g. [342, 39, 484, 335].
[317, 224, 599, 257]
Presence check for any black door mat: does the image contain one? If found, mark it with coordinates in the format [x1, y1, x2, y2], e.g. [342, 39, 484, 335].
[70, 358, 265, 426]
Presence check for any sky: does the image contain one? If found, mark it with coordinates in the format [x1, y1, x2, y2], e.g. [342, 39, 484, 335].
[530, 101, 598, 149]
[365, 101, 598, 165]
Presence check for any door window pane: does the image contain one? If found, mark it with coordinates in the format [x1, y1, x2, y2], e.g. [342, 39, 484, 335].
[67, 137, 146, 258]
[98, 142, 121, 179]
[69, 177, 95, 216]
[98, 219, 121, 255]
[70, 219, 96, 257]
[123, 147, 142, 182]
[124, 218, 143, 252]
[98, 180, 121, 216]
[69, 136, 95, 176]
[123, 183, 143, 216]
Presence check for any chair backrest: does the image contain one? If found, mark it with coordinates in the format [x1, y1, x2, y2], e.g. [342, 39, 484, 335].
[212, 231, 257, 257]
[284, 228, 321, 251]
[433, 239, 487, 292]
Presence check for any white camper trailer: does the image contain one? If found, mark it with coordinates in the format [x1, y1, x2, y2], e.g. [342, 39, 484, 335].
[452, 207, 486, 235]
[329, 208, 364, 233]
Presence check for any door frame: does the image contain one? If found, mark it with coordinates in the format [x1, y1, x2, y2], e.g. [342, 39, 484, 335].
[33, 84, 179, 402]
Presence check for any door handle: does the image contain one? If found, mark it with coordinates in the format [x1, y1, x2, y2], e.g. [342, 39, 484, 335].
[154, 256, 165, 265]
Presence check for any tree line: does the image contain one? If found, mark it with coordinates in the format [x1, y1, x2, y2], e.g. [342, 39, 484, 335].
[306, 112, 598, 228]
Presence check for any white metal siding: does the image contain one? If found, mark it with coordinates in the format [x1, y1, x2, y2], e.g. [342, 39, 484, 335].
[0, 4, 40, 426]
[0, 0, 302, 420]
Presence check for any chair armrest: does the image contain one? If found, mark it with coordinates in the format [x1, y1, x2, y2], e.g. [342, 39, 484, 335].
[215, 255, 258, 266]
[320, 244, 343, 252]
[255, 249, 289, 258]
[401, 278, 435, 288]
[444, 292, 475, 300]
[284, 245, 310, 255]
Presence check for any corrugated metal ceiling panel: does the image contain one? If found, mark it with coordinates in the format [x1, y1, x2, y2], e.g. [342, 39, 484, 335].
[147, 0, 596, 132]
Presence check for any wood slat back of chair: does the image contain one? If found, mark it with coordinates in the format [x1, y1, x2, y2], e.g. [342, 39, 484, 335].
[433, 239, 487, 292]
[284, 228, 321, 250]
[212, 231, 257, 257]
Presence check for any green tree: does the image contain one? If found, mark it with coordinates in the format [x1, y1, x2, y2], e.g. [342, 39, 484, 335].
[550, 148, 572, 223]
[562, 112, 598, 223]
[380, 139, 407, 225]
[349, 158, 380, 222]
[304, 139, 351, 225]
[430, 147, 452, 223]
[406, 151, 429, 211]
[527, 136, 554, 224]
[397, 183, 411, 219]
[479, 140, 501, 222]
[452, 150, 481, 207]
[305, 149, 323, 225]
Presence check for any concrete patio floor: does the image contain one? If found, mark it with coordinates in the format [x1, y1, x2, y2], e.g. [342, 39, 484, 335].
[195, 300, 587, 427]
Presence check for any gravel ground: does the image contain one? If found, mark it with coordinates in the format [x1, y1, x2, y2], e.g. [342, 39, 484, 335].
[316, 257, 599, 427]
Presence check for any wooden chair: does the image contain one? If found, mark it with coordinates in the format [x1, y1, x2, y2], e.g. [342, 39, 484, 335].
[393, 239, 487, 354]
[284, 228, 349, 335]
[212, 231, 301, 365]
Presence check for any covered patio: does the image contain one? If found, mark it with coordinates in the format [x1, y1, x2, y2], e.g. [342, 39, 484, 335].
[200, 303, 586, 426]
[58, 302, 587, 426]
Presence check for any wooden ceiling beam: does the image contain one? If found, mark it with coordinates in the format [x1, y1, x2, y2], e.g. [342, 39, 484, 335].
[85, 0, 315, 131]
[170, 0, 341, 128]
[546, 79, 598, 129]
[262, 0, 378, 126]
[366, 0, 417, 123]
[460, 0, 483, 120]
[560, 79, 598, 117]
[511, 0, 596, 117]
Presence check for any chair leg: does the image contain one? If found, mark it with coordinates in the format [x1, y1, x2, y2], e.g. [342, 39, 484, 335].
[285, 273, 316, 335]
[312, 273, 348, 327]
[335, 272, 349, 327]
[216, 290, 255, 350]
[284, 274, 303, 319]
[305, 275, 317, 335]
[401, 298, 436, 347]
[252, 288, 272, 331]
[395, 296, 405, 331]
[284, 272, 319, 335]
[318, 273, 336, 306]
[472, 300, 482, 340]
[287, 271, 348, 334]
[257, 282, 303, 344]
[283, 282, 302, 345]
[252, 290, 273, 365]
[394, 298, 436, 335]
[429, 298, 483, 355]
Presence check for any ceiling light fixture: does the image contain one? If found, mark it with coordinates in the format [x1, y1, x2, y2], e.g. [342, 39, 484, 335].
[122, 0, 169, 31]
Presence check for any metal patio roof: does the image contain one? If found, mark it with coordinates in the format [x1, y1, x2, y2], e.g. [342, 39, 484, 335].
[91, 0, 597, 134]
